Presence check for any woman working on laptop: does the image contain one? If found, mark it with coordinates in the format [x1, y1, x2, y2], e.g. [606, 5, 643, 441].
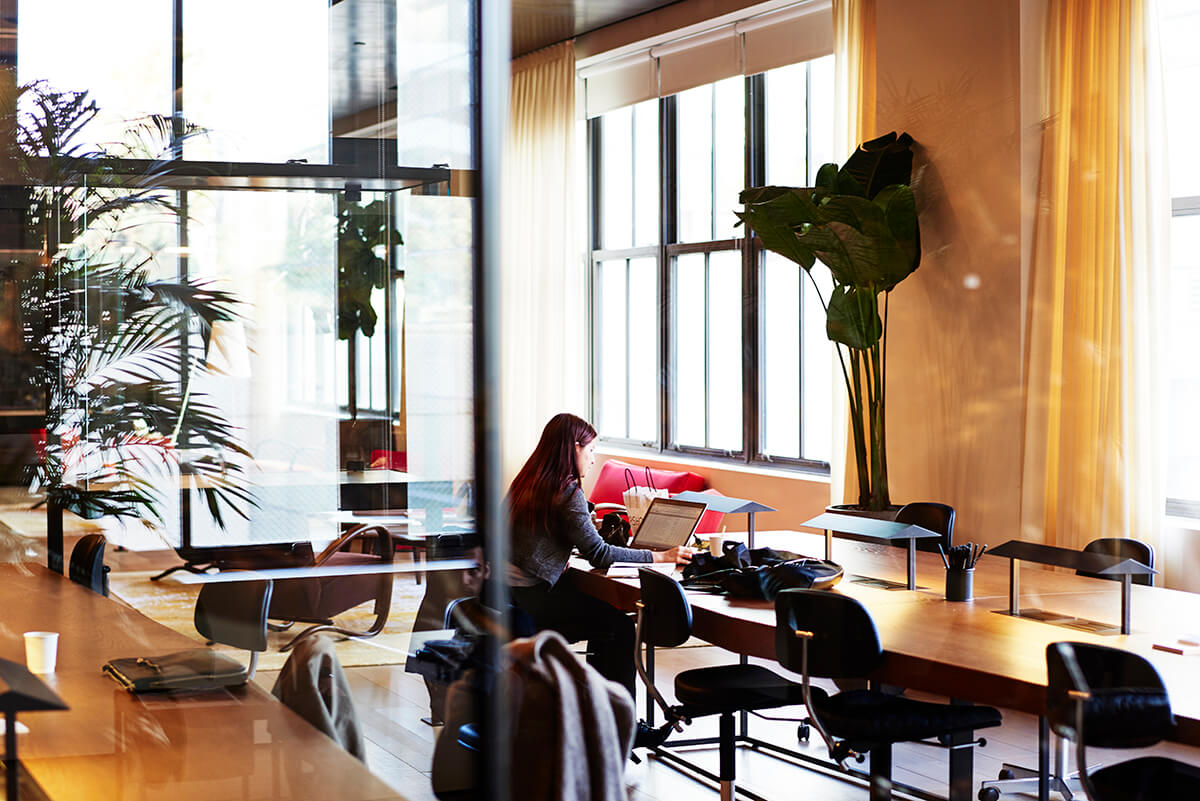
[507, 413, 693, 700]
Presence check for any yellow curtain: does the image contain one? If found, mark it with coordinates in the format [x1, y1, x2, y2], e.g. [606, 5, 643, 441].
[833, 0, 876, 152]
[1022, 0, 1168, 572]
[500, 42, 588, 484]
[830, 0, 876, 505]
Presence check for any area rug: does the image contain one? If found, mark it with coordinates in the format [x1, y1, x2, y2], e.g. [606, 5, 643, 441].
[110, 570, 426, 672]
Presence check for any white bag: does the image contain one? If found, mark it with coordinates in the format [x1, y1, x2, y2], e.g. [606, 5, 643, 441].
[621, 467, 668, 532]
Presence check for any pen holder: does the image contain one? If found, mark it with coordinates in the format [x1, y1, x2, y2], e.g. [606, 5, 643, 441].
[945, 568, 974, 602]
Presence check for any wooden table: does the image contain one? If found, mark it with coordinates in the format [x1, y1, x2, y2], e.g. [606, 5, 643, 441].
[571, 531, 1200, 798]
[0, 564, 402, 801]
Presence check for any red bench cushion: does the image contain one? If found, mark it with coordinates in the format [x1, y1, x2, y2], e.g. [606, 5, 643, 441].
[588, 458, 706, 506]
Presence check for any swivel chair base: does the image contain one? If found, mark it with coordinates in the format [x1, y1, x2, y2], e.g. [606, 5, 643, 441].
[977, 732, 1085, 801]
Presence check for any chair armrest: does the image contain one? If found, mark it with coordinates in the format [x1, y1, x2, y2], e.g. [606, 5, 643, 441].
[314, 524, 395, 565]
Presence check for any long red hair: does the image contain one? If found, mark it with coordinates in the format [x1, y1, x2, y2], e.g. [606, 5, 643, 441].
[508, 413, 596, 538]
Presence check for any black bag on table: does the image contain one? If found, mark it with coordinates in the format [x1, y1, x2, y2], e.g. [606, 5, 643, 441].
[681, 541, 842, 600]
[103, 649, 248, 693]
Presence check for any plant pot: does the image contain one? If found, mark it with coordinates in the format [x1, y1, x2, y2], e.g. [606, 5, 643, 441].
[825, 504, 902, 521]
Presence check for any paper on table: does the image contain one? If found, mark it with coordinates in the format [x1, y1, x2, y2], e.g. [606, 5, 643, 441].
[605, 562, 675, 579]
[1152, 638, 1200, 655]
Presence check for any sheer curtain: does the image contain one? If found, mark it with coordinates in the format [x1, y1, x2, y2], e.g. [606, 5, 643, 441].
[501, 42, 587, 483]
[830, 0, 876, 505]
[1021, 0, 1169, 572]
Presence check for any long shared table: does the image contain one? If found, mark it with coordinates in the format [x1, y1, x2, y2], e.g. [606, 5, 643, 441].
[570, 531, 1200, 798]
[0, 563, 401, 801]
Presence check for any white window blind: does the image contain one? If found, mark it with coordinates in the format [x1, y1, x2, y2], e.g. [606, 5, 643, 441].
[580, 0, 833, 118]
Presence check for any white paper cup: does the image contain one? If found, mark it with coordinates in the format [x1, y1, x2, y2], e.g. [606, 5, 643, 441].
[24, 631, 58, 674]
[708, 534, 726, 556]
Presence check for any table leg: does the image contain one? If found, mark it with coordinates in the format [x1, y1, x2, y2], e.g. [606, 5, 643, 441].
[646, 645, 655, 726]
[1009, 558, 1021, 616]
[947, 699, 974, 801]
[1038, 715, 1050, 801]
[5, 713, 16, 801]
[1121, 575, 1132, 635]
[907, 539, 917, 590]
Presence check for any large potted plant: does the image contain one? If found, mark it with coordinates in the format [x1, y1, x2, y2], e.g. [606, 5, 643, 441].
[1, 77, 254, 549]
[736, 132, 920, 512]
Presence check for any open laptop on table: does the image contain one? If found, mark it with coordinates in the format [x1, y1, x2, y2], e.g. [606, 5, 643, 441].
[628, 497, 707, 551]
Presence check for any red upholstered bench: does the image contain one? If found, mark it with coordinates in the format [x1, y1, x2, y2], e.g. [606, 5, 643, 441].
[588, 458, 714, 533]
[588, 458, 707, 507]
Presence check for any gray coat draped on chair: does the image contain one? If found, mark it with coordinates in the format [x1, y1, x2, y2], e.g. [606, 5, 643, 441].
[272, 633, 367, 762]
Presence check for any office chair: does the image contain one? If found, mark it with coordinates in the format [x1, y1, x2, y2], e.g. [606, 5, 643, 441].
[259, 524, 396, 651]
[775, 588, 1001, 801]
[69, 533, 110, 597]
[636, 567, 807, 801]
[981, 539, 1156, 800]
[1077, 538, 1155, 587]
[194, 578, 274, 682]
[890, 501, 955, 554]
[1043, 641, 1200, 800]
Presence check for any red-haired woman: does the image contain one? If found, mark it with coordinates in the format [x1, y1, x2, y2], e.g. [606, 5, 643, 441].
[507, 413, 692, 698]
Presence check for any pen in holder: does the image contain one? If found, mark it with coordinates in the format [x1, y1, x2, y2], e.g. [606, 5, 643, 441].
[940, 543, 986, 602]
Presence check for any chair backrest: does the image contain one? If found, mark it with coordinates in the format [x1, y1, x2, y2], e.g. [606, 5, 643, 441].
[195, 579, 273, 654]
[1045, 641, 1174, 749]
[1076, 538, 1154, 587]
[774, 589, 883, 679]
[637, 568, 693, 648]
[891, 502, 955, 554]
[69, 533, 109, 597]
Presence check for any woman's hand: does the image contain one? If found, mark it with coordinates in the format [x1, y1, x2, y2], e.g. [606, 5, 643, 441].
[652, 545, 695, 565]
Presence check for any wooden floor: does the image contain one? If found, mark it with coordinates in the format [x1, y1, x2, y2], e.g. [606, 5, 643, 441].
[92, 540, 1200, 801]
[253, 636, 1200, 801]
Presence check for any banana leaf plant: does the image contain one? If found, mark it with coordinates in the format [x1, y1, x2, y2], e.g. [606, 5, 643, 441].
[3, 78, 254, 527]
[337, 196, 401, 340]
[735, 132, 920, 511]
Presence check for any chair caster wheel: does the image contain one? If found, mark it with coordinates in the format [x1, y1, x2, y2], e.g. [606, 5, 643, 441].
[797, 724, 810, 743]
[978, 788, 1000, 801]
[998, 768, 1015, 780]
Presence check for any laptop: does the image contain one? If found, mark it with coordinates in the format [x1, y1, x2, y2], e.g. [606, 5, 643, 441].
[628, 497, 708, 552]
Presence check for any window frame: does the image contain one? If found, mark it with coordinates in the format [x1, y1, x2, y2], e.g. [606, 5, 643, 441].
[588, 67, 831, 474]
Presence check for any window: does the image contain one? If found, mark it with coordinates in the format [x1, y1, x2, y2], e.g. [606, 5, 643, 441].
[1161, 0, 1200, 515]
[589, 55, 835, 468]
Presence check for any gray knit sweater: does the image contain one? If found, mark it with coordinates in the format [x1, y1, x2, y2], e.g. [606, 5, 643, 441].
[509, 484, 652, 585]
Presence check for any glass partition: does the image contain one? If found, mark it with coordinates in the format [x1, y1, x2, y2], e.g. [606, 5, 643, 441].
[2, 2, 491, 799]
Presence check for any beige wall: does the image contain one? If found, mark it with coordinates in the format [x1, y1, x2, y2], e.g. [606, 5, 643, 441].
[870, 0, 1029, 548]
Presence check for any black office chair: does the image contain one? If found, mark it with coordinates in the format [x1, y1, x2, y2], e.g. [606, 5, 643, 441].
[69, 533, 110, 597]
[1076, 538, 1155, 587]
[194, 579, 274, 682]
[890, 501, 955, 554]
[636, 567, 807, 801]
[1045, 641, 1200, 800]
[775, 588, 1002, 801]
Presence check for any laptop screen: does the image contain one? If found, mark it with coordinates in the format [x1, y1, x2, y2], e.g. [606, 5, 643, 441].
[630, 497, 707, 551]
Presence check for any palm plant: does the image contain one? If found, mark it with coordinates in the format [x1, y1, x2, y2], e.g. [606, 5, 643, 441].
[736, 132, 921, 511]
[5, 77, 253, 528]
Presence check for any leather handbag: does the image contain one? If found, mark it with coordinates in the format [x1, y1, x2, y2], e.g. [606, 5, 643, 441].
[103, 649, 248, 693]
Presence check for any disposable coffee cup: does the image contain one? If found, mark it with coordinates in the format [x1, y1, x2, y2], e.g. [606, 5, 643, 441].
[24, 631, 59, 674]
[708, 534, 726, 556]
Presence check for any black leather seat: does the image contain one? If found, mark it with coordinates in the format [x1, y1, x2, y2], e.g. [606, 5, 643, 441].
[69, 533, 110, 597]
[1046, 641, 1200, 801]
[889, 501, 955, 554]
[1076, 538, 1155, 586]
[775, 588, 1001, 801]
[636, 567, 806, 800]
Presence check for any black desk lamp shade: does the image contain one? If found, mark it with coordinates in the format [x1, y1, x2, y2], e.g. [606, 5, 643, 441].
[0, 659, 69, 801]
